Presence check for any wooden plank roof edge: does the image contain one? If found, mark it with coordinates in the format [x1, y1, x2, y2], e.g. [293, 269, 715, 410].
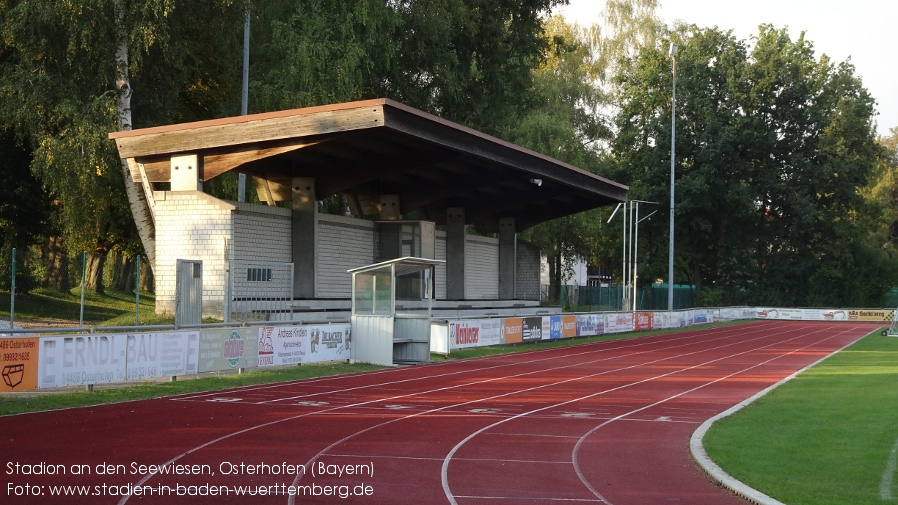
[108, 98, 390, 140]
[107, 97, 628, 194]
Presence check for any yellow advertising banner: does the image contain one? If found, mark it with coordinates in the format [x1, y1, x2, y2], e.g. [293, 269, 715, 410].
[1, 338, 39, 391]
[846, 309, 894, 322]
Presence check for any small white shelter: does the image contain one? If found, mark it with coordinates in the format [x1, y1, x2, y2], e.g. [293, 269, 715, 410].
[348, 257, 444, 366]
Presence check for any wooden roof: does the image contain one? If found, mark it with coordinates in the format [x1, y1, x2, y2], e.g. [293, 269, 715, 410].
[110, 98, 627, 232]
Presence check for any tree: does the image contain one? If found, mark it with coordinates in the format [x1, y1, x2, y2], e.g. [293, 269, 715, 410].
[0, 128, 51, 293]
[612, 24, 883, 306]
[0, 0, 246, 292]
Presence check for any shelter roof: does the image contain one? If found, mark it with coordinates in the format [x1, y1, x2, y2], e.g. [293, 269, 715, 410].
[110, 98, 627, 232]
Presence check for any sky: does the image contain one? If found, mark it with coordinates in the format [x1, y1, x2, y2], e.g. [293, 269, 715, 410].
[556, 0, 897, 137]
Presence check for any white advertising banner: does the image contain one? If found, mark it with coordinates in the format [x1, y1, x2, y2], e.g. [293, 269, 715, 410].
[449, 319, 503, 350]
[605, 312, 634, 334]
[693, 309, 709, 324]
[38, 334, 128, 388]
[719, 307, 744, 321]
[126, 331, 199, 380]
[576, 314, 604, 336]
[799, 308, 847, 321]
[652, 312, 673, 329]
[258, 324, 352, 366]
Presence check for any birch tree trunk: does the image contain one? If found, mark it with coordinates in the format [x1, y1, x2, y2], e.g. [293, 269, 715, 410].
[114, 0, 157, 276]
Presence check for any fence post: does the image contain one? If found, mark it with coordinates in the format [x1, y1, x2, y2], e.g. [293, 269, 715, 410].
[79, 251, 87, 326]
[135, 255, 141, 326]
[9, 247, 15, 327]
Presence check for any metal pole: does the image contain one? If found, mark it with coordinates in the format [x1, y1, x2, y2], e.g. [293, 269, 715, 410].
[607, 203, 624, 311]
[237, 1, 251, 202]
[623, 201, 628, 310]
[628, 200, 635, 311]
[9, 248, 15, 327]
[668, 43, 678, 311]
[633, 202, 639, 311]
[80, 251, 87, 326]
[135, 255, 141, 326]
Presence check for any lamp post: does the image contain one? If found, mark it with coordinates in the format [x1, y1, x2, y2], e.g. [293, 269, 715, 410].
[667, 42, 677, 311]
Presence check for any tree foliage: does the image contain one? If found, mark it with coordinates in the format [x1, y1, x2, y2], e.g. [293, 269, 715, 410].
[612, 24, 889, 306]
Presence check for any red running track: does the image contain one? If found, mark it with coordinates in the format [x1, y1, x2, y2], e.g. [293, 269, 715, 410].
[0, 321, 879, 504]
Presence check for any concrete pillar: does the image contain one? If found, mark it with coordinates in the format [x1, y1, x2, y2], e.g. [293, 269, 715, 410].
[292, 177, 316, 298]
[499, 217, 516, 300]
[170, 154, 202, 191]
[379, 195, 400, 220]
[446, 207, 466, 300]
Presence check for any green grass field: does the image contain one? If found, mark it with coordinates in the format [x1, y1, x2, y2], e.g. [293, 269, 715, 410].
[704, 330, 898, 505]
[0, 287, 165, 326]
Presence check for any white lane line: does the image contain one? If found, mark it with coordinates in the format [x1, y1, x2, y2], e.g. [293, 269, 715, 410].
[882, 435, 898, 500]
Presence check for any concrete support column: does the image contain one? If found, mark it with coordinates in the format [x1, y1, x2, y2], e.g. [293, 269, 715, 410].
[170, 154, 202, 191]
[446, 207, 466, 300]
[292, 177, 316, 298]
[379, 194, 400, 220]
[498, 217, 516, 300]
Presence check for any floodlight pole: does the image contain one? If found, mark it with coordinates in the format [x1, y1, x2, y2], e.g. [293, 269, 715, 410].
[238, 1, 250, 202]
[668, 42, 678, 311]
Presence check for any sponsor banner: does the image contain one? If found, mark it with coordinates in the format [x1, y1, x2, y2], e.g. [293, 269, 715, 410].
[502, 317, 523, 344]
[126, 331, 199, 380]
[522, 317, 544, 342]
[709, 309, 722, 322]
[819, 309, 848, 321]
[259, 324, 352, 365]
[258, 326, 304, 366]
[1, 337, 39, 391]
[693, 310, 709, 324]
[634, 312, 653, 331]
[198, 328, 259, 373]
[449, 319, 502, 350]
[548, 316, 563, 339]
[652, 312, 673, 330]
[778, 309, 803, 320]
[38, 334, 128, 388]
[800, 309, 848, 321]
[576, 315, 604, 336]
[310, 324, 352, 362]
[719, 307, 743, 321]
[755, 308, 779, 319]
[847, 309, 894, 322]
[606, 312, 634, 334]
[562, 316, 577, 338]
[682, 310, 694, 327]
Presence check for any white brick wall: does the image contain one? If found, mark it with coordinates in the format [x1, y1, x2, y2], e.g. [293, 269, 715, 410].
[232, 202, 291, 262]
[155, 191, 234, 317]
[466, 234, 499, 299]
[316, 214, 376, 298]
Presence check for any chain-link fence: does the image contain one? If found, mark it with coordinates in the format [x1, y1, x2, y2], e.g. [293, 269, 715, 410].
[550, 284, 696, 311]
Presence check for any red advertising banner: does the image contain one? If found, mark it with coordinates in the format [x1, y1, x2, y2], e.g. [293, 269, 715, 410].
[634, 312, 653, 332]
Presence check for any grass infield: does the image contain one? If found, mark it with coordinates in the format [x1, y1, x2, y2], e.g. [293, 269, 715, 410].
[704, 329, 898, 505]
